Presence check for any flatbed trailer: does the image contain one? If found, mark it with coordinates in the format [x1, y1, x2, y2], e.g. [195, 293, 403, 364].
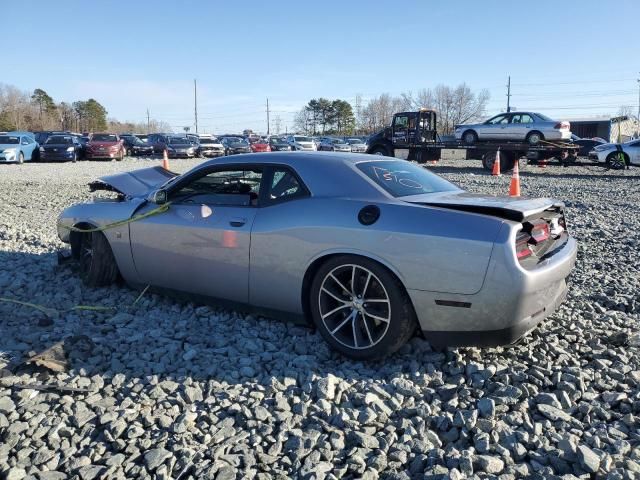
[365, 109, 579, 171]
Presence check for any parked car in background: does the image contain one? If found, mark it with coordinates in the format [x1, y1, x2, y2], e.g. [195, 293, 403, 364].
[134, 134, 149, 143]
[250, 139, 271, 153]
[269, 136, 292, 151]
[220, 136, 252, 155]
[147, 133, 171, 154]
[318, 137, 352, 152]
[0, 133, 38, 163]
[86, 133, 125, 161]
[570, 135, 605, 157]
[287, 135, 317, 151]
[39, 134, 83, 162]
[346, 138, 367, 153]
[33, 131, 65, 145]
[455, 112, 571, 145]
[166, 136, 197, 158]
[588, 139, 640, 169]
[121, 135, 154, 156]
[198, 135, 225, 157]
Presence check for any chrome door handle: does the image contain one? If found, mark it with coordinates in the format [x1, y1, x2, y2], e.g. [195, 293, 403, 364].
[229, 217, 247, 227]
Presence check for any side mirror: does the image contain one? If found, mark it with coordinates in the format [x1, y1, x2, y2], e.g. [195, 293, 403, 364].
[149, 189, 168, 205]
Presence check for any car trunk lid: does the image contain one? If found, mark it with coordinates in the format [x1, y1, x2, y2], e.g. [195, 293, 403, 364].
[89, 166, 177, 197]
[403, 191, 564, 222]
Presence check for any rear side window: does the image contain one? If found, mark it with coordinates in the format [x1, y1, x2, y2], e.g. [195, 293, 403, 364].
[356, 160, 459, 197]
[268, 168, 306, 202]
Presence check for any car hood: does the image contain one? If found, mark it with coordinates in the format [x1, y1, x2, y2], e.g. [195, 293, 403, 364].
[43, 143, 72, 148]
[200, 143, 224, 148]
[89, 142, 119, 147]
[404, 191, 563, 222]
[89, 166, 177, 197]
[228, 143, 250, 148]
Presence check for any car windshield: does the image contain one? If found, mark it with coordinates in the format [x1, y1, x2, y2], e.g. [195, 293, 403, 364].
[91, 134, 118, 142]
[200, 138, 216, 144]
[331, 139, 344, 144]
[0, 136, 19, 144]
[269, 138, 283, 143]
[228, 138, 248, 145]
[534, 113, 553, 121]
[169, 137, 190, 145]
[45, 136, 73, 145]
[294, 136, 311, 142]
[357, 160, 459, 197]
[347, 139, 363, 144]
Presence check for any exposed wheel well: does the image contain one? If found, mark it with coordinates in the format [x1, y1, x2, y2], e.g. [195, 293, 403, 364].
[69, 223, 96, 259]
[300, 253, 416, 327]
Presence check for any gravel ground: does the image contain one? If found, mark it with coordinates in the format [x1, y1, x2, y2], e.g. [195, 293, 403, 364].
[0, 156, 639, 480]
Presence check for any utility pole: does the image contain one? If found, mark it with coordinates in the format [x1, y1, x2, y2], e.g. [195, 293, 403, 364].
[194, 79, 198, 134]
[506, 76, 512, 113]
[636, 75, 640, 138]
[146, 108, 150, 133]
[266, 97, 270, 135]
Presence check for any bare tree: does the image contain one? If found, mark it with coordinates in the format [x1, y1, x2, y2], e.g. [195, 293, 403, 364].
[401, 83, 489, 135]
[293, 107, 312, 134]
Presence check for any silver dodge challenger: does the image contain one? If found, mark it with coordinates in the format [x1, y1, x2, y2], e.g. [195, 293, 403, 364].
[58, 153, 577, 359]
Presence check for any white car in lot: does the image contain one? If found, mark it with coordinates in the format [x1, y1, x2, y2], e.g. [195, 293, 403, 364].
[287, 135, 317, 151]
[455, 112, 572, 145]
[588, 139, 640, 169]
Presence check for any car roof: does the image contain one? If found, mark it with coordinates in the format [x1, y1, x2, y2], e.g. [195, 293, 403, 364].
[192, 152, 401, 200]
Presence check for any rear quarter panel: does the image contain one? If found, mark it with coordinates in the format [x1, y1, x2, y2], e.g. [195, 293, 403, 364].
[249, 197, 504, 315]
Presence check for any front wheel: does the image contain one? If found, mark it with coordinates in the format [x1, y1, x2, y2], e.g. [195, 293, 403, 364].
[77, 231, 119, 287]
[17, 152, 24, 164]
[462, 130, 477, 145]
[370, 146, 390, 156]
[310, 255, 416, 360]
[71, 153, 77, 163]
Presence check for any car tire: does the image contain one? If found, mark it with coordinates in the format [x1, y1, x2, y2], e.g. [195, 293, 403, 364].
[526, 131, 544, 145]
[482, 150, 514, 171]
[370, 146, 390, 156]
[606, 151, 628, 170]
[78, 231, 119, 287]
[462, 130, 477, 145]
[71, 153, 77, 163]
[17, 152, 24, 164]
[310, 255, 417, 360]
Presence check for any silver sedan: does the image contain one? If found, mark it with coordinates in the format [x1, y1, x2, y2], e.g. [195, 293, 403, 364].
[455, 111, 572, 145]
[588, 139, 640, 169]
[57, 153, 577, 359]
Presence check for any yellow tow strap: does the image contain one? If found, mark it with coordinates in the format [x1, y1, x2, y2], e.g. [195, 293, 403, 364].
[58, 202, 172, 233]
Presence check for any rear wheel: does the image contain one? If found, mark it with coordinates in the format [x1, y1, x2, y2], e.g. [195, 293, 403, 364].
[310, 255, 416, 360]
[606, 151, 628, 170]
[526, 131, 544, 145]
[77, 231, 119, 287]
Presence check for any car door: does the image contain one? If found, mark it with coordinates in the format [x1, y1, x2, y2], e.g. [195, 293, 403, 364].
[392, 114, 409, 146]
[627, 140, 640, 165]
[129, 165, 264, 303]
[478, 114, 509, 139]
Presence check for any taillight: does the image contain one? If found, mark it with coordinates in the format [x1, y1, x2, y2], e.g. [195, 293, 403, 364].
[515, 231, 532, 260]
[554, 121, 570, 130]
[529, 221, 550, 244]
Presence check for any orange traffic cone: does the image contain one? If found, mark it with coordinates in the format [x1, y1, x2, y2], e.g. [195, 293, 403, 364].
[509, 158, 521, 197]
[491, 150, 501, 176]
[162, 149, 170, 170]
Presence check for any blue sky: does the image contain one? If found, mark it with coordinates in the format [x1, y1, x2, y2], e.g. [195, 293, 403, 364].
[4, 0, 639, 133]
